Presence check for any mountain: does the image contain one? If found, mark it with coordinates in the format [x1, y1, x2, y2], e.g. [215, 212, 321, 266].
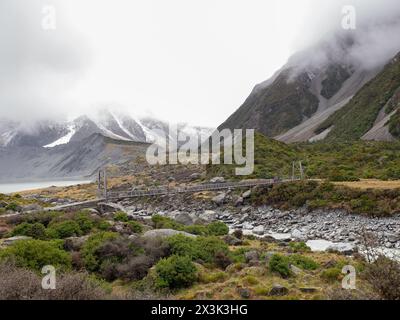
[0, 133, 149, 182]
[219, 33, 400, 143]
[0, 110, 213, 148]
[316, 52, 400, 141]
[0, 110, 214, 181]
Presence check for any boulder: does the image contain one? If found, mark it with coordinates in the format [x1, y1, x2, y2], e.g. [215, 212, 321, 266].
[97, 202, 126, 214]
[223, 235, 243, 246]
[237, 287, 251, 299]
[253, 226, 265, 236]
[64, 236, 90, 251]
[210, 177, 225, 183]
[21, 204, 43, 212]
[189, 173, 201, 181]
[327, 243, 356, 256]
[0, 236, 32, 247]
[299, 287, 319, 293]
[245, 250, 259, 263]
[202, 210, 217, 221]
[242, 190, 251, 199]
[174, 213, 194, 226]
[212, 193, 226, 206]
[143, 229, 197, 239]
[291, 229, 306, 241]
[269, 284, 289, 296]
[290, 264, 303, 275]
[235, 197, 244, 207]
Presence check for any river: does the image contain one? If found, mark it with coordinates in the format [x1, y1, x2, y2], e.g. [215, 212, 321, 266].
[0, 180, 93, 194]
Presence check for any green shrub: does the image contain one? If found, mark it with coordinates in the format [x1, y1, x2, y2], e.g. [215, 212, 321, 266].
[167, 235, 229, 266]
[48, 221, 82, 239]
[183, 224, 208, 236]
[289, 242, 311, 253]
[289, 254, 319, 270]
[74, 212, 95, 234]
[151, 215, 184, 230]
[206, 221, 229, 236]
[10, 222, 46, 240]
[126, 221, 143, 234]
[5, 202, 18, 211]
[167, 234, 197, 257]
[321, 268, 342, 282]
[0, 239, 71, 271]
[114, 211, 129, 222]
[269, 254, 292, 278]
[155, 255, 197, 289]
[81, 232, 118, 272]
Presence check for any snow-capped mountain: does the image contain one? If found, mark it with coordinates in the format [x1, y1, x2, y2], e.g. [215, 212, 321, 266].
[0, 109, 214, 149]
[0, 110, 214, 181]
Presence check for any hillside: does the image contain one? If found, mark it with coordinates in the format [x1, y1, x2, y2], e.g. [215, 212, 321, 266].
[208, 132, 400, 181]
[316, 52, 400, 141]
[0, 134, 149, 182]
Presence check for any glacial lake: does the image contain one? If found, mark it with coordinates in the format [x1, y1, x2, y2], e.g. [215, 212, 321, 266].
[0, 180, 93, 194]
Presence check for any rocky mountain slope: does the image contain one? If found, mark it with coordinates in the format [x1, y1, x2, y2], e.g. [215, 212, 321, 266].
[0, 110, 213, 181]
[0, 110, 213, 148]
[0, 133, 149, 182]
[219, 33, 400, 143]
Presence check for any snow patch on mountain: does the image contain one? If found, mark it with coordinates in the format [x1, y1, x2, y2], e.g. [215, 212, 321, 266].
[43, 125, 76, 148]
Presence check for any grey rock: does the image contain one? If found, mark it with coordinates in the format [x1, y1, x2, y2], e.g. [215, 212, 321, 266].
[212, 193, 226, 206]
[290, 264, 303, 275]
[299, 287, 319, 293]
[64, 236, 90, 251]
[21, 204, 43, 212]
[223, 235, 243, 246]
[174, 213, 194, 226]
[235, 197, 244, 207]
[242, 190, 251, 199]
[210, 177, 225, 183]
[202, 210, 217, 221]
[327, 243, 356, 256]
[291, 229, 306, 241]
[189, 173, 201, 181]
[253, 225, 265, 236]
[237, 287, 251, 299]
[245, 250, 259, 263]
[0, 236, 32, 247]
[143, 229, 197, 239]
[269, 284, 289, 296]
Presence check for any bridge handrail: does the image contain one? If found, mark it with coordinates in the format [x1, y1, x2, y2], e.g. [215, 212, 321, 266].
[106, 178, 300, 199]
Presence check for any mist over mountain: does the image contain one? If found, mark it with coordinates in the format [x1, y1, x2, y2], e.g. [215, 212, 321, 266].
[219, 4, 400, 143]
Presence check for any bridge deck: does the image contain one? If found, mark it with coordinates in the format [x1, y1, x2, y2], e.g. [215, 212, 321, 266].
[106, 178, 297, 200]
[0, 179, 299, 214]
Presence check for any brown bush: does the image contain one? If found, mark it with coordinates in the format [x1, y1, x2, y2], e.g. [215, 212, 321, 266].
[364, 256, 400, 300]
[0, 261, 109, 300]
[95, 236, 170, 281]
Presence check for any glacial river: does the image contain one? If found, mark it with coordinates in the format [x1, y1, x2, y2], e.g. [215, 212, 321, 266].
[0, 180, 93, 194]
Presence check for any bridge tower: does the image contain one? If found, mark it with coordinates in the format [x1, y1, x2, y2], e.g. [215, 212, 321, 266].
[291, 161, 305, 180]
[97, 169, 108, 199]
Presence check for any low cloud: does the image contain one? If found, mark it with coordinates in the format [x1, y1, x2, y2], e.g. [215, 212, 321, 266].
[0, 0, 90, 124]
[289, 0, 400, 71]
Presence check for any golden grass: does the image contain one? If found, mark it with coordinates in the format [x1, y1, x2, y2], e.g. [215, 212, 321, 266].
[334, 179, 400, 190]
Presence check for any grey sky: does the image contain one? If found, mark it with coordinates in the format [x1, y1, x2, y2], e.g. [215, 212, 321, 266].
[1, 0, 400, 127]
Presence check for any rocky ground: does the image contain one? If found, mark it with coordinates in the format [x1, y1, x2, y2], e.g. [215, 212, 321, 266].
[9, 178, 400, 251]
[100, 189, 400, 251]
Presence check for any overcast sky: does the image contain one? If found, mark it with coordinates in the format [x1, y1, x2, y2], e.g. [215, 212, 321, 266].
[1, 0, 400, 127]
